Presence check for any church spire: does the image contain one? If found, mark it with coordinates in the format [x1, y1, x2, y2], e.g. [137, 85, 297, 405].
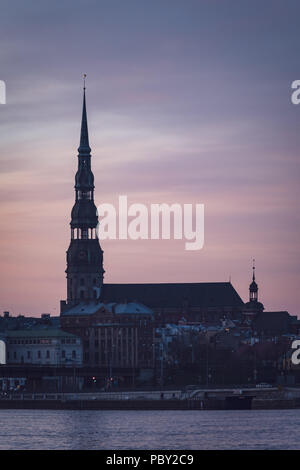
[78, 75, 91, 155]
[63, 78, 104, 307]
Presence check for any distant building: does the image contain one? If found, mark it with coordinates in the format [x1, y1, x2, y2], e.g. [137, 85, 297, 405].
[0, 312, 60, 332]
[4, 329, 82, 366]
[252, 311, 300, 338]
[61, 301, 155, 369]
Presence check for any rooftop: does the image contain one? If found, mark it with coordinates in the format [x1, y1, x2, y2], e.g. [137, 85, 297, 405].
[101, 282, 244, 309]
[3, 328, 77, 339]
[62, 301, 154, 316]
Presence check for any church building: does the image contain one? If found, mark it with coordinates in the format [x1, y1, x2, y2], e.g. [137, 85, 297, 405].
[60, 84, 246, 367]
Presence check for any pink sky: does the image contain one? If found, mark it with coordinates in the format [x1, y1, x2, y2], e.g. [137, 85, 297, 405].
[0, 1, 299, 316]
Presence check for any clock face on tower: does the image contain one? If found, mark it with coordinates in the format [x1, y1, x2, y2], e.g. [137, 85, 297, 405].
[78, 250, 87, 261]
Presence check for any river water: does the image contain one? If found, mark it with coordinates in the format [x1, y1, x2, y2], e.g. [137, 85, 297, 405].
[0, 409, 299, 450]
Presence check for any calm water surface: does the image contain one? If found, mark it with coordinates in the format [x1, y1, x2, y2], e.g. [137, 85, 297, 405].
[0, 409, 299, 450]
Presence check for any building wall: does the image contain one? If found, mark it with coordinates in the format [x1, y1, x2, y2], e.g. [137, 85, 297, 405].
[153, 306, 243, 325]
[61, 313, 155, 368]
[5, 334, 83, 366]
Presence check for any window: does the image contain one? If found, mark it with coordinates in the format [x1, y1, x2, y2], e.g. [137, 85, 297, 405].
[80, 278, 85, 286]
[27, 351, 31, 359]
[62, 350, 66, 358]
[37, 351, 41, 359]
[81, 229, 88, 239]
[46, 350, 50, 359]
[72, 350, 76, 359]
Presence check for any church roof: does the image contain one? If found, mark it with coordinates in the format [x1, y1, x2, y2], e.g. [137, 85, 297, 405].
[62, 301, 153, 316]
[107, 302, 153, 315]
[101, 282, 244, 309]
[63, 302, 103, 316]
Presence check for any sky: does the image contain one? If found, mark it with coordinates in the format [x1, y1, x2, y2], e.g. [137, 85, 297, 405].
[0, 0, 300, 316]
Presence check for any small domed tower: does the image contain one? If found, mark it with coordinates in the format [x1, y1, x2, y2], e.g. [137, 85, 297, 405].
[243, 259, 264, 319]
[249, 263, 258, 303]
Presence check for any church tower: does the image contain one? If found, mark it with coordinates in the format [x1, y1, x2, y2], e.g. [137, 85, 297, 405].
[243, 259, 264, 319]
[249, 260, 258, 303]
[64, 81, 104, 306]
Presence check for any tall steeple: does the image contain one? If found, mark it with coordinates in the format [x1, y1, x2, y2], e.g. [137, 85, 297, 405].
[64, 78, 104, 306]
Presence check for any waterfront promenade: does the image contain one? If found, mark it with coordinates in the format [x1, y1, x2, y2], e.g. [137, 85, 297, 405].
[0, 386, 299, 410]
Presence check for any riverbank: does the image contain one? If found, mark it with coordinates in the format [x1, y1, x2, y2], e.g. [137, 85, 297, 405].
[1, 386, 300, 410]
[0, 396, 299, 410]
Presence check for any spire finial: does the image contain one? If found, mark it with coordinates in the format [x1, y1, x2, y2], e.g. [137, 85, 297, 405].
[78, 76, 91, 155]
[252, 258, 255, 281]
